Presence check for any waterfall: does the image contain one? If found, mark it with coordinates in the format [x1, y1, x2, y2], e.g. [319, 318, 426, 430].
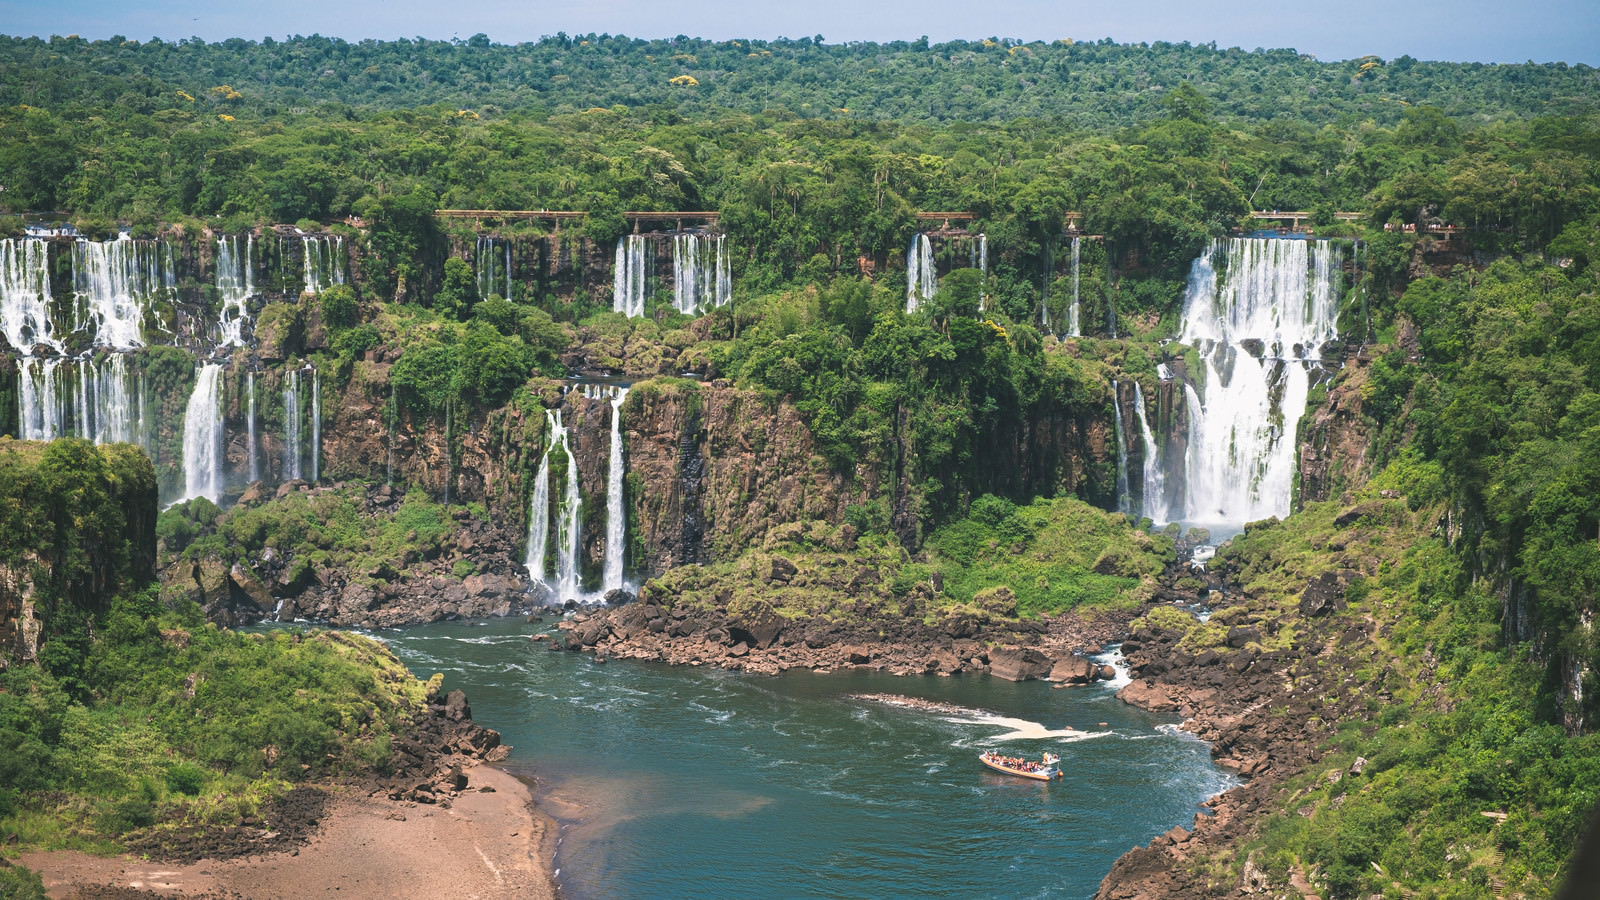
[217, 234, 255, 347]
[524, 410, 557, 584]
[475, 235, 511, 301]
[302, 234, 345, 296]
[179, 363, 225, 504]
[283, 368, 301, 481]
[1174, 238, 1340, 528]
[672, 234, 731, 315]
[18, 357, 62, 440]
[1111, 380, 1132, 516]
[905, 233, 937, 312]
[603, 387, 630, 593]
[1067, 237, 1082, 337]
[73, 235, 171, 350]
[556, 410, 582, 600]
[18, 355, 143, 446]
[310, 367, 320, 482]
[613, 235, 648, 317]
[1133, 381, 1167, 524]
[0, 238, 59, 353]
[978, 233, 988, 310]
[247, 371, 259, 483]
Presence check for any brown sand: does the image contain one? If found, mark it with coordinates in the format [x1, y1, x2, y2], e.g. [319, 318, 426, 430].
[20, 765, 556, 900]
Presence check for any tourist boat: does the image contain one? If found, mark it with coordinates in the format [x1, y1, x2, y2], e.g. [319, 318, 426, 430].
[979, 750, 1062, 781]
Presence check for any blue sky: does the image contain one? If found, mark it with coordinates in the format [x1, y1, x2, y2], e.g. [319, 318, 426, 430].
[3, 0, 1597, 65]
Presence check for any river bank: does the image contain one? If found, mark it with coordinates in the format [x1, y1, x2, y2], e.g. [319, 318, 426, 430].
[22, 763, 556, 900]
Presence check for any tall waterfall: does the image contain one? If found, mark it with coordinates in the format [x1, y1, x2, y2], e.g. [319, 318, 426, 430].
[905, 233, 936, 312]
[1174, 238, 1340, 528]
[179, 363, 225, 504]
[0, 238, 59, 353]
[671, 233, 731, 315]
[975, 234, 988, 311]
[217, 234, 255, 347]
[476, 235, 511, 301]
[72, 235, 172, 350]
[555, 411, 583, 600]
[613, 235, 649, 317]
[310, 367, 320, 482]
[17, 357, 62, 440]
[524, 410, 558, 584]
[246, 371, 259, 483]
[603, 387, 630, 593]
[1133, 381, 1166, 523]
[283, 368, 302, 481]
[302, 234, 346, 296]
[1111, 380, 1132, 516]
[18, 355, 143, 446]
[1067, 237, 1082, 337]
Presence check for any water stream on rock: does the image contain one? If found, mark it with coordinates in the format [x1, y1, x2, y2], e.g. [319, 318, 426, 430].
[376, 620, 1237, 900]
[603, 386, 630, 594]
[671, 233, 731, 315]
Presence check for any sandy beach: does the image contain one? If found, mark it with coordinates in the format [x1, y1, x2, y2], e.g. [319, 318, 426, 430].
[20, 763, 557, 900]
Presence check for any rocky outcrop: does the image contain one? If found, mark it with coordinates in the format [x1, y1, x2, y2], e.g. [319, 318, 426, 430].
[1298, 353, 1379, 504]
[548, 598, 1127, 681]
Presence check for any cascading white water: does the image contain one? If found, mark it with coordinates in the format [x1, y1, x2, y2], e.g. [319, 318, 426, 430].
[1132, 381, 1167, 524]
[905, 233, 937, 312]
[310, 367, 320, 482]
[1111, 380, 1132, 516]
[672, 233, 731, 315]
[0, 238, 59, 353]
[475, 235, 511, 301]
[18, 357, 62, 440]
[179, 363, 225, 504]
[217, 234, 255, 347]
[556, 409, 583, 600]
[1174, 238, 1340, 528]
[74, 354, 139, 446]
[613, 235, 649, 317]
[283, 368, 301, 481]
[1067, 236, 1082, 337]
[73, 235, 171, 350]
[524, 410, 558, 584]
[247, 371, 259, 483]
[603, 386, 630, 593]
[302, 234, 345, 296]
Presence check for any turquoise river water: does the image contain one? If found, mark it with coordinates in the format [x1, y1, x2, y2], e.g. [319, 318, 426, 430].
[374, 617, 1236, 899]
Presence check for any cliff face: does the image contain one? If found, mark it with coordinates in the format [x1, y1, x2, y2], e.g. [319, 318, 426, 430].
[0, 439, 157, 664]
[1297, 355, 1380, 505]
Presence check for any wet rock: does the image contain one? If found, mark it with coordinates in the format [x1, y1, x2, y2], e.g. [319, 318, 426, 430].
[989, 647, 1053, 682]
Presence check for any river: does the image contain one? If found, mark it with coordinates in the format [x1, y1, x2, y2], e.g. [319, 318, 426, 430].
[376, 617, 1235, 899]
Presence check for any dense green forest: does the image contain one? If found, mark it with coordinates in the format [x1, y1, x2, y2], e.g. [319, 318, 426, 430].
[1, 32, 1599, 900]
[2, 33, 1596, 128]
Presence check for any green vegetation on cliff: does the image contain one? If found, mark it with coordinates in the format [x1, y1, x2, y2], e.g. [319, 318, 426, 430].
[0, 444, 446, 874]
